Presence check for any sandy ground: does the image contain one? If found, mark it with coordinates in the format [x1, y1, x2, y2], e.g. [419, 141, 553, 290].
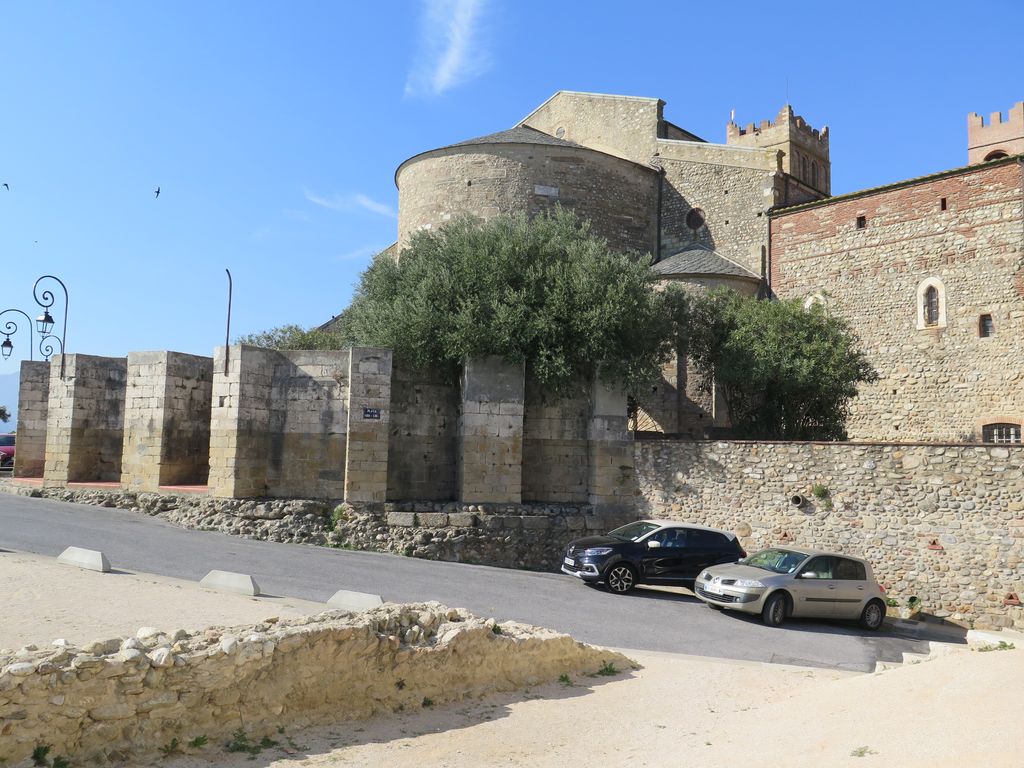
[2, 549, 1023, 767]
[0, 550, 324, 650]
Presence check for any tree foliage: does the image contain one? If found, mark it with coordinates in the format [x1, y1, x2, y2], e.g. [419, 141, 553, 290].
[0, 405, 8, 423]
[235, 324, 344, 351]
[687, 290, 877, 440]
[332, 209, 689, 397]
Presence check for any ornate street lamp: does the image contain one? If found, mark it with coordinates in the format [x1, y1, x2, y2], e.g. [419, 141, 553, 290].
[0, 309, 35, 362]
[33, 275, 68, 378]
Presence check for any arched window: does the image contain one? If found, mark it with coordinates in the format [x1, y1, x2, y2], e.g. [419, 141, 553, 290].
[984, 150, 1009, 162]
[811, 161, 818, 189]
[802, 156, 810, 181]
[924, 286, 939, 326]
[916, 278, 947, 330]
[803, 293, 826, 311]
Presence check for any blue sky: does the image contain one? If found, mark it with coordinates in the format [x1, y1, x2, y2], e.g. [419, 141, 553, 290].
[0, 0, 1021, 364]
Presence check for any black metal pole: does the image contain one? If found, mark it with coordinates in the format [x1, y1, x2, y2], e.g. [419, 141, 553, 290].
[33, 275, 68, 378]
[224, 269, 232, 376]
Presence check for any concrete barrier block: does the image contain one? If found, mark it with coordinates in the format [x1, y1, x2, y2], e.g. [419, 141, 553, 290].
[200, 570, 261, 596]
[326, 589, 385, 612]
[57, 546, 111, 573]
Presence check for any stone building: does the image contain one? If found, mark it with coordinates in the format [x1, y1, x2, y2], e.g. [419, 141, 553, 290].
[383, 91, 831, 435]
[770, 131, 1024, 443]
[378, 91, 1024, 445]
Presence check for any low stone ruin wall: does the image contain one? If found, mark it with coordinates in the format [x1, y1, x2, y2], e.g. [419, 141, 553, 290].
[635, 440, 1024, 630]
[3, 485, 631, 572]
[0, 603, 629, 765]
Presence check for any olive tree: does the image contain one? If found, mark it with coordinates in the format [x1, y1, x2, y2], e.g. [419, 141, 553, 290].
[332, 208, 689, 397]
[687, 290, 876, 440]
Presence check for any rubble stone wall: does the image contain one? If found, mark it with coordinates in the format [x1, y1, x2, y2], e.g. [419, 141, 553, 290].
[770, 158, 1024, 442]
[0, 483, 631, 573]
[635, 439, 1024, 629]
[0, 604, 628, 766]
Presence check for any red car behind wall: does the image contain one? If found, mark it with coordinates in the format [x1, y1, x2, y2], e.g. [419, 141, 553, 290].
[0, 434, 14, 469]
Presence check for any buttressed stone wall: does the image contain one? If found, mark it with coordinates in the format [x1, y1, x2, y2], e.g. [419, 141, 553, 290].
[20, 345, 633, 509]
[121, 351, 213, 491]
[208, 346, 359, 500]
[522, 382, 589, 504]
[771, 157, 1024, 442]
[387, 364, 459, 501]
[43, 354, 127, 485]
[635, 440, 1024, 629]
[14, 361, 49, 478]
[344, 347, 392, 503]
[458, 357, 526, 504]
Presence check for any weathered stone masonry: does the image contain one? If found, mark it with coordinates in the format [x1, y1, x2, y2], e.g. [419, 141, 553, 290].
[16, 346, 636, 513]
[121, 351, 212, 491]
[635, 439, 1024, 629]
[14, 361, 48, 478]
[770, 157, 1024, 442]
[43, 354, 127, 486]
[0, 604, 628, 766]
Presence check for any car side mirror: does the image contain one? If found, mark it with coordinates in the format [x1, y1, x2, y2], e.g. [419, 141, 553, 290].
[798, 571, 817, 579]
[647, 540, 662, 549]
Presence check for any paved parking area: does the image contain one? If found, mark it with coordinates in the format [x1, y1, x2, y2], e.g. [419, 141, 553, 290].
[0, 493, 966, 671]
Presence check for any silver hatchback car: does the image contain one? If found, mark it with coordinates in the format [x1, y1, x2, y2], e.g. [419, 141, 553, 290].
[693, 547, 887, 630]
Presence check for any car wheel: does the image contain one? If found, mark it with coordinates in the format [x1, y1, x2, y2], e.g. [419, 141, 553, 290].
[859, 599, 885, 631]
[761, 592, 788, 627]
[604, 563, 637, 595]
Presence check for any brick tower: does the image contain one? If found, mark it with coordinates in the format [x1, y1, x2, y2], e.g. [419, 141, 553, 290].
[968, 102, 1024, 164]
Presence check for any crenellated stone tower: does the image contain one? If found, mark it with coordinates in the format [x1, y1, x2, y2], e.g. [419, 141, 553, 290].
[727, 105, 830, 200]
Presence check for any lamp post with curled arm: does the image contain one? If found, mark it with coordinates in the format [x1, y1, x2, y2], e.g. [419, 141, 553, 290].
[33, 275, 69, 379]
[0, 308, 34, 362]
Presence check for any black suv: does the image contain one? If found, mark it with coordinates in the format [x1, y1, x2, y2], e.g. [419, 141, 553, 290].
[561, 519, 746, 594]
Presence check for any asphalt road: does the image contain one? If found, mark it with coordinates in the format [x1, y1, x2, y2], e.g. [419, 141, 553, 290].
[0, 493, 961, 672]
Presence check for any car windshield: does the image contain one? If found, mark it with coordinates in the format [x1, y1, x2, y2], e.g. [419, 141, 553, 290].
[0, 435, 13, 447]
[740, 548, 808, 574]
[606, 521, 661, 542]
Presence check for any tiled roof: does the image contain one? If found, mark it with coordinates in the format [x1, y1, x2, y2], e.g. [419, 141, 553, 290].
[444, 125, 584, 150]
[773, 153, 1024, 215]
[652, 243, 760, 280]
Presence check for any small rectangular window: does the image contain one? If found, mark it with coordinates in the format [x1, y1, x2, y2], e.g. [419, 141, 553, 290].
[856, 216, 866, 229]
[940, 197, 947, 211]
[982, 423, 1022, 443]
[979, 314, 994, 337]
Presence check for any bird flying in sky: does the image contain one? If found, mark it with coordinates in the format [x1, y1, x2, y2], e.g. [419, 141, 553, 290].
[2, 183, 8, 191]
[154, 186, 160, 198]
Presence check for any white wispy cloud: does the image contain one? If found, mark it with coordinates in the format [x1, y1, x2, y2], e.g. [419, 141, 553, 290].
[352, 194, 397, 218]
[303, 188, 397, 219]
[337, 244, 386, 262]
[405, 0, 491, 98]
